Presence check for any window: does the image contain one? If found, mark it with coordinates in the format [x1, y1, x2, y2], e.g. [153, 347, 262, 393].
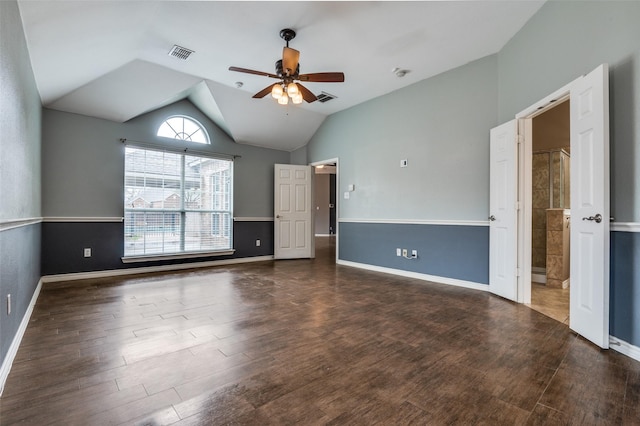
[157, 116, 209, 144]
[124, 147, 233, 257]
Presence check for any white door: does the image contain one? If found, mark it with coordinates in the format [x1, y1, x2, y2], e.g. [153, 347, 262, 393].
[274, 164, 312, 259]
[489, 120, 518, 301]
[569, 64, 610, 348]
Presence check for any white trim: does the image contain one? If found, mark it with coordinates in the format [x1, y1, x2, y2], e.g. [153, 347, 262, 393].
[42, 255, 273, 283]
[609, 336, 640, 363]
[122, 249, 235, 263]
[338, 218, 489, 226]
[0, 217, 43, 232]
[611, 222, 640, 232]
[336, 259, 489, 292]
[0, 279, 43, 396]
[233, 217, 274, 222]
[315, 234, 333, 237]
[42, 217, 124, 223]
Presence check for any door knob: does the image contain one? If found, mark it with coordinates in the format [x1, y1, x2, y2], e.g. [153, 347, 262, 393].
[276, 215, 281, 219]
[488, 215, 496, 221]
[582, 213, 602, 223]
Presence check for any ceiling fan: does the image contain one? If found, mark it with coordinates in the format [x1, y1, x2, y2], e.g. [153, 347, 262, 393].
[229, 28, 344, 104]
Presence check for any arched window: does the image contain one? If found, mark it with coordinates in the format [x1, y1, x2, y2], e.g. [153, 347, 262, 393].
[157, 115, 210, 144]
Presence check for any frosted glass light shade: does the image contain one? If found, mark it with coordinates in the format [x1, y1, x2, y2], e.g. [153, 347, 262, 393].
[271, 84, 283, 99]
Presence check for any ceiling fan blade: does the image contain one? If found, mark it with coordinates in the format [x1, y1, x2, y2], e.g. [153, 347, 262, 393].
[298, 72, 345, 83]
[252, 84, 278, 99]
[296, 83, 317, 103]
[282, 47, 300, 76]
[229, 66, 279, 79]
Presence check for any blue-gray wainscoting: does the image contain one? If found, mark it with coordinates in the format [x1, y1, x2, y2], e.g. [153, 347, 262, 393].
[41, 220, 274, 276]
[338, 221, 489, 285]
[0, 223, 41, 367]
[610, 230, 640, 348]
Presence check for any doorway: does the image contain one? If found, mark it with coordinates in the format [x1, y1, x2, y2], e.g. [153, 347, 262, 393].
[528, 99, 570, 324]
[311, 159, 339, 263]
[490, 64, 610, 348]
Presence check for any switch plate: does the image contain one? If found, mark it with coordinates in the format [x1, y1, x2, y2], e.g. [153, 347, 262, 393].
[7, 294, 11, 315]
[256, 239, 261, 247]
[400, 159, 408, 168]
[412, 250, 418, 258]
[347, 184, 355, 191]
[344, 191, 350, 199]
[396, 248, 401, 256]
[84, 248, 91, 257]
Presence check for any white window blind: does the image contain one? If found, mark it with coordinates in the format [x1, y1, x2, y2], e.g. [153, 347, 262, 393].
[124, 147, 233, 257]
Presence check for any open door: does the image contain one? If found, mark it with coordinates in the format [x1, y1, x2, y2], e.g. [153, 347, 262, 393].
[569, 64, 610, 348]
[489, 120, 518, 301]
[274, 164, 313, 259]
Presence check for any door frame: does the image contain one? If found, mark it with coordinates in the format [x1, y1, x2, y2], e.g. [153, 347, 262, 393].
[515, 64, 610, 349]
[515, 84, 572, 305]
[310, 157, 339, 263]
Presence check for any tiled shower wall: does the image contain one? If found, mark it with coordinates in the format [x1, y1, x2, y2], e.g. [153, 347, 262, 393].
[532, 150, 570, 271]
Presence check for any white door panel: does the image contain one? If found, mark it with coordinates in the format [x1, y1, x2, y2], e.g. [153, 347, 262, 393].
[569, 64, 610, 349]
[489, 120, 518, 301]
[274, 164, 312, 259]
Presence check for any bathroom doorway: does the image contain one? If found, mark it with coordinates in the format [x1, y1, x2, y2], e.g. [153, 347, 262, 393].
[528, 99, 570, 323]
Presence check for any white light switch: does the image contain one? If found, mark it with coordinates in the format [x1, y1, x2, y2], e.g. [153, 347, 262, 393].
[400, 159, 408, 167]
[344, 191, 350, 199]
[347, 184, 355, 191]
[84, 248, 91, 257]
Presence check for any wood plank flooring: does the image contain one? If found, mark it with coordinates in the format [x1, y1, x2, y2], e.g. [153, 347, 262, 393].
[1, 237, 639, 425]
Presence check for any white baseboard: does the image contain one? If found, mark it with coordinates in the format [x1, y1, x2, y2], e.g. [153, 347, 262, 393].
[336, 260, 489, 292]
[610, 336, 640, 362]
[531, 273, 546, 284]
[42, 255, 274, 283]
[0, 279, 43, 396]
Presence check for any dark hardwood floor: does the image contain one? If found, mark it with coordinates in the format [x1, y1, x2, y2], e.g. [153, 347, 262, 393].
[1, 237, 639, 425]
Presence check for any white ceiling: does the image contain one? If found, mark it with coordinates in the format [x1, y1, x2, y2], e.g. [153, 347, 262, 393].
[17, 1, 545, 152]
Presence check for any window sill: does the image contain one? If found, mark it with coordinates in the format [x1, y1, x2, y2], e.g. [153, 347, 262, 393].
[121, 249, 235, 264]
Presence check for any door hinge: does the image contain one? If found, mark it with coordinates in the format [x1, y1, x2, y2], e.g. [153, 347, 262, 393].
[515, 201, 520, 211]
[516, 134, 524, 144]
[516, 268, 521, 277]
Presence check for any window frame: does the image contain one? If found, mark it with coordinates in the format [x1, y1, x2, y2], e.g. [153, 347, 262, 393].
[122, 145, 234, 262]
[156, 115, 211, 144]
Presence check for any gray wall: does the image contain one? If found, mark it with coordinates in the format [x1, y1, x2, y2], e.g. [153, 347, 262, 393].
[40, 102, 290, 275]
[0, 0, 42, 373]
[308, 55, 498, 221]
[314, 174, 330, 234]
[306, 55, 497, 286]
[42, 101, 289, 219]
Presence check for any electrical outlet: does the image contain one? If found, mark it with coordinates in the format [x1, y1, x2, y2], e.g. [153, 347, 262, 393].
[256, 239, 261, 247]
[396, 248, 401, 256]
[412, 250, 418, 258]
[402, 249, 408, 257]
[84, 248, 91, 257]
[7, 294, 11, 315]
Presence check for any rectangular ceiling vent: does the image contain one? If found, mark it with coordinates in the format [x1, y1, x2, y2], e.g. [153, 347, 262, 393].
[317, 92, 337, 103]
[168, 45, 194, 60]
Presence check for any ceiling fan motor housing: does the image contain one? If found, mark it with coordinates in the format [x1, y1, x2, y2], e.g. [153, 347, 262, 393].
[279, 28, 296, 45]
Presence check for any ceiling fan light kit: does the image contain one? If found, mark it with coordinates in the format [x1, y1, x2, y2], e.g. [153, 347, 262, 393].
[229, 28, 345, 106]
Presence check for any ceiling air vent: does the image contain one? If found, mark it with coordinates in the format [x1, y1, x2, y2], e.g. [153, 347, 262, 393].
[168, 45, 194, 60]
[317, 92, 337, 103]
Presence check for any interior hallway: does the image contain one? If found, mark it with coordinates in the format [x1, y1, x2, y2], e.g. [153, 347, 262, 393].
[1, 237, 638, 424]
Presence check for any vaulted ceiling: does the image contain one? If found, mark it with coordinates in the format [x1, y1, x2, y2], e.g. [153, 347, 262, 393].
[17, 1, 545, 152]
